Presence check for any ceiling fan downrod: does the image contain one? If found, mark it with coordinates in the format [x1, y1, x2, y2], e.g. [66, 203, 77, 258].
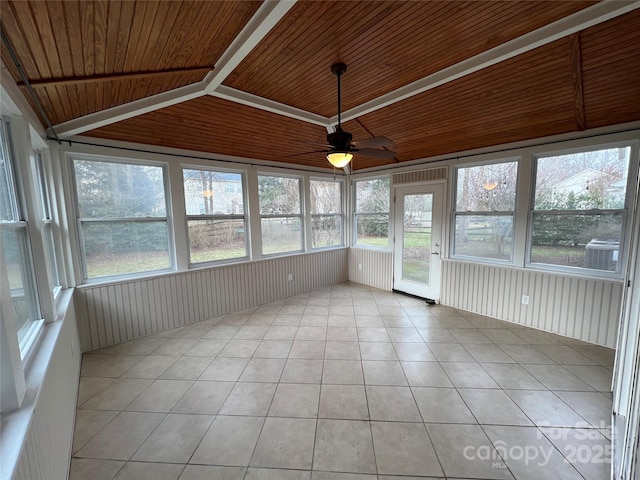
[331, 62, 347, 130]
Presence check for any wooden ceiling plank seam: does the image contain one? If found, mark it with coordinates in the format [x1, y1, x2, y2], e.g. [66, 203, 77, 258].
[194, 2, 262, 67]
[245, 3, 392, 106]
[582, 50, 640, 70]
[127, 0, 161, 79]
[43, 87, 67, 126]
[104, 0, 122, 74]
[572, 32, 586, 131]
[362, 85, 575, 131]
[79, 1, 94, 76]
[120, 1, 150, 73]
[53, 80, 206, 138]
[62, 84, 81, 123]
[29, 1, 63, 79]
[202, 0, 298, 94]
[154, 1, 201, 71]
[123, 2, 158, 103]
[136, 1, 175, 99]
[113, 0, 135, 74]
[62, 1, 85, 78]
[102, 80, 112, 112]
[367, 87, 576, 133]
[359, 56, 572, 120]
[79, 82, 95, 119]
[372, 112, 575, 142]
[156, 1, 206, 71]
[390, 93, 577, 133]
[222, 12, 320, 97]
[130, 0, 162, 73]
[172, 2, 228, 68]
[94, 80, 104, 119]
[46, 1, 75, 78]
[39, 86, 63, 126]
[0, 15, 38, 85]
[138, 1, 176, 72]
[387, 103, 578, 141]
[4, 1, 50, 80]
[93, 1, 108, 77]
[342, 2, 467, 69]
[344, 17, 568, 95]
[581, 45, 640, 66]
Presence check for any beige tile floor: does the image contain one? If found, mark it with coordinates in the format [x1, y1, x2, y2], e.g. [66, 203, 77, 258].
[70, 282, 615, 480]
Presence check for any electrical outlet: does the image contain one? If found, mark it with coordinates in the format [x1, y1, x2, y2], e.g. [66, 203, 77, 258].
[287, 273, 293, 281]
[521, 295, 529, 305]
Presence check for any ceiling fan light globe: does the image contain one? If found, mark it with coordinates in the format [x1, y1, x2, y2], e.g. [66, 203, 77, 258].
[327, 152, 353, 168]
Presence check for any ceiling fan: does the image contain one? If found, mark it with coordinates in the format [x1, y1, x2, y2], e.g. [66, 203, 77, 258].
[304, 63, 397, 168]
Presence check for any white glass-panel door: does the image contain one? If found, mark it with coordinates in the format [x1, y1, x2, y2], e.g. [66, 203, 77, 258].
[393, 184, 443, 301]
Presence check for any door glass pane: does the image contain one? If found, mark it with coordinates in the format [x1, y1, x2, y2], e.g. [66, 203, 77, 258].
[402, 194, 432, 285]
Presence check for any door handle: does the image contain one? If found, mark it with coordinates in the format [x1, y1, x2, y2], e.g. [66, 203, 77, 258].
[431, 252, 439, 255]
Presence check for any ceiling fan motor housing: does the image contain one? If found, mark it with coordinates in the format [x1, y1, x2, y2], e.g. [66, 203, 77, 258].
[327, 127, 353, 151]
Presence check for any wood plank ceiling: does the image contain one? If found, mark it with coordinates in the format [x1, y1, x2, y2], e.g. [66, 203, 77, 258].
[2, 0, 639, 171]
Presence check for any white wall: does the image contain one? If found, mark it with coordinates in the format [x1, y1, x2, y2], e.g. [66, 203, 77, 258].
[75, 249, 348, 352]
[11, 293, 81, 480]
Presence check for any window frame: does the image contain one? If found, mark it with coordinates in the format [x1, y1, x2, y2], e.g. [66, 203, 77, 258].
[451, 158, 520, 264]
[70, 154, 175, 282]
[353, 175, 391, 250]
[0, 118, 44, 366]
[33, 150, 61, 296]
[526, 141, 638, 278]
[309, 177, 344, 250]
[182, 165, 249, 266]
[257, 172, 304, 257]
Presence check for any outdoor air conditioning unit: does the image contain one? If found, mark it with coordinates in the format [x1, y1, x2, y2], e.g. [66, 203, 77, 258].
[584, 239, 619, 271]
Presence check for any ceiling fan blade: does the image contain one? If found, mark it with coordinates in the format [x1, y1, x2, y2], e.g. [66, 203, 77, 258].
[352, 136, 395, 149]
[282, 150, 329, 158]
[356, 148, 397, 159]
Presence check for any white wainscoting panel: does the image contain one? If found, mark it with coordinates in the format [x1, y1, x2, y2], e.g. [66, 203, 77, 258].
[13, 294, 81, 480]
[348, 248, 393, 291]
[75, 249, 348, 352]
[441, 259, 623, 347]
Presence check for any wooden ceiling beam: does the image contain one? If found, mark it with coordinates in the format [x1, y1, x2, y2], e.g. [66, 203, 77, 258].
[19, 66, 213, 89]
[212, 85, 327, 126]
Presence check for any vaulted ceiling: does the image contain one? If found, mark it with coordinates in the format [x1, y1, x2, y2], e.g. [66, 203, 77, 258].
[2, 0, 640, 170]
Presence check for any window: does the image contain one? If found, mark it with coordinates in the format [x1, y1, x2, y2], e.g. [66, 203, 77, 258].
[453, 160, 518, 261]
[310, 179, 343, 248]
[183, 168, 247, 264]
[34, 151, 60, 292]
[258, 174, 302, 255]
[530, 146, 631, 273]
[73, 158, 171, 279]
[354, 176, 390, 248]
[0, 120, 42, 357]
